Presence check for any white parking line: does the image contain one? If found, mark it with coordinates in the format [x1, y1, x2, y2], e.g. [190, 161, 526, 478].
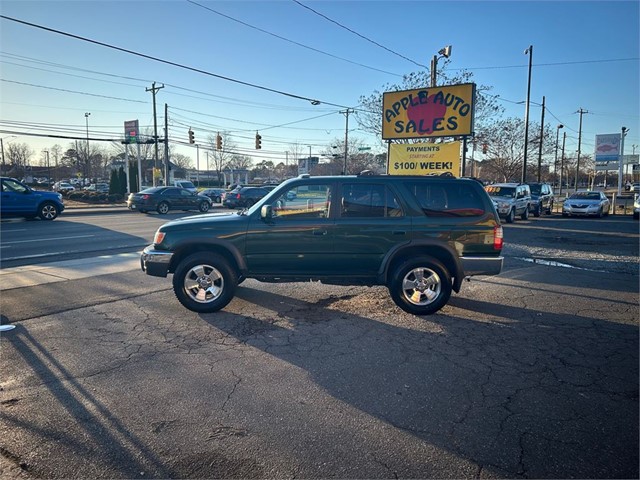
[0, 234, 95, 246]
[0, 252, 141, 291]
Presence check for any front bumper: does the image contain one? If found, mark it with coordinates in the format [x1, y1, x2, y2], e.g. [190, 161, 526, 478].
[562, 207, 601, 216]
[140, 245, 173, 277]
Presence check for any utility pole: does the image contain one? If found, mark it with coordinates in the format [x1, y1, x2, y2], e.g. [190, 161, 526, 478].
[146, 82, 164, 186]
[340, 108, 353, 175]
[575, 108, 588, 191]
[522, 45, 533, 184]
[560, 131, 566, 197]
[164, 103, 170, 185]
[537, 96, 545, 182]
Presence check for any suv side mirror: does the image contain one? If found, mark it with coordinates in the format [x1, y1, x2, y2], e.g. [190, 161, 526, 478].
[261, 205, 273, 220]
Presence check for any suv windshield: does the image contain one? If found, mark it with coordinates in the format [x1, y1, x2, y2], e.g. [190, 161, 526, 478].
[529, 184, 542, 195]
[486, 186, 515, 198]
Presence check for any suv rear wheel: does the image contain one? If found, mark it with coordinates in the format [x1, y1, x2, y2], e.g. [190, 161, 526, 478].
[172, 253, 238, 313]
[521, 206, 529, 220]
[389, 257, 452, 315]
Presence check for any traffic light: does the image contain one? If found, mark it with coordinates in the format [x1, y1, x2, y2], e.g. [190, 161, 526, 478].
[482, 143, 488, 154]
[216, 133, 222, 150]
[255, 132, 262, 150]
[188, 129, 195, 144]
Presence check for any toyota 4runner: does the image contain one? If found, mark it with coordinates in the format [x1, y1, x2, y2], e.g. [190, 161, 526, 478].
[141, 174, 504, 316]
[485, 183, 531, 223]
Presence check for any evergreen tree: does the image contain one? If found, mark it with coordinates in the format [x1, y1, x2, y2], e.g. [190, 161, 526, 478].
[109, 169, 118, 194]
[118, 166, 127, 195]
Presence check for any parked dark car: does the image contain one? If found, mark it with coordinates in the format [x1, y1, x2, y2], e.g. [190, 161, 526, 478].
[141, 173, 504, 316]
[127, 186, 211, 214]
[222, 186, 270, 208]
[200, 188, 226, 203]
[527, 182, 555, 216]
[1, 176, 65, 220]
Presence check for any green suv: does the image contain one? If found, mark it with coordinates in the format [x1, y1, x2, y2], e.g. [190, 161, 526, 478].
[141, 174, 504, 315]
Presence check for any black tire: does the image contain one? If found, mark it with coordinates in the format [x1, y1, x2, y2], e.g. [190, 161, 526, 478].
[172, 253, 238, 313]
[533, 203, 541, 217]
[198, 201, 210, 213]
[38, 201, 59, 221]
[597, 207, 603, 218]
[546, 201, 553, 215]
[521, 205, 529, 220]
[388, 256, 452, 315]
[214, 196, 221, 203]
[157, 201, 170, 214]
[505, 208, 515, 223]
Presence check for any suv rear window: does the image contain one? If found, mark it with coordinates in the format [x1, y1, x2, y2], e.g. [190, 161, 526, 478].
[407, 182, 485, 217]
[340, 183, 403, 218]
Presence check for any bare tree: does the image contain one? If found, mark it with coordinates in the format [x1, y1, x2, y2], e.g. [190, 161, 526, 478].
[206, 131, 237, 185]
[356, 61, 503, 143]
[6, 142, 33, 168]
[171, 152, 193, 170]
[227, 154, 252, 170]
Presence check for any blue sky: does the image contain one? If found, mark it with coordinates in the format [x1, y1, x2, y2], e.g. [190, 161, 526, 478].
[1, 0, 638, 168]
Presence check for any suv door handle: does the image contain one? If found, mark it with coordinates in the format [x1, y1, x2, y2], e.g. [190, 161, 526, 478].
[393, 230, 406, 235]
[313, 229, 328, 236]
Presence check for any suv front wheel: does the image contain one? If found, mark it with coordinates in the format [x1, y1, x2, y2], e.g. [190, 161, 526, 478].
[389, 257, 452, 315]
[172, 253, 238, 313]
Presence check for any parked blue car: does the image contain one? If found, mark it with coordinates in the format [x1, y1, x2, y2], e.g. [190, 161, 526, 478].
[1, 177, 65, 220]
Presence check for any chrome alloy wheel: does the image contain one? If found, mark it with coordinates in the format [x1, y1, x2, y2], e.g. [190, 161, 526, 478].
[40, 204, 58, 220]
[183, 263, 224, 304]
[401, 267, 441, 306]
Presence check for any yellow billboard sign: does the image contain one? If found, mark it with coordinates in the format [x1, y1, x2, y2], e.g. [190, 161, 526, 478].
[388, 142, 461, 176]
[382, 83, 475, 140]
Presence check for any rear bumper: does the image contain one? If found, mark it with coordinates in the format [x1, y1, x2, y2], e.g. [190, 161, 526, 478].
[140, 245, 173, 277]
[460, 255, 503, 277]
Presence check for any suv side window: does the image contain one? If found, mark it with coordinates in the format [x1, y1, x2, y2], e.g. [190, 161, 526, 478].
[272, 184, 332, 219]
[407, 182, 485, 217]
[341, 183, 403, 218]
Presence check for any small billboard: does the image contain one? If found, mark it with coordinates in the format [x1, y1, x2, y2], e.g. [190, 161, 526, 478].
[595, 134, 621, 162]
[382, 84, 475, 140]
[387, 142, 461, 176]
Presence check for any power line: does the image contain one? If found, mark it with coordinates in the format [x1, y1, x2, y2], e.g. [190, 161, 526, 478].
[185, 0, 403, 77]
[0, 14, 350, 109]
[292, 0, 427, 69]
[0, 78, 148, 103]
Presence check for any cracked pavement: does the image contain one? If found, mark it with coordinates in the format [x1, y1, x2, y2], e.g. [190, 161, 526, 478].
[1, 217, 638, 478]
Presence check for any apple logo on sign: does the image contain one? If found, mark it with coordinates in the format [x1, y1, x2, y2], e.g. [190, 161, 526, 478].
[406, 95, 447, 135]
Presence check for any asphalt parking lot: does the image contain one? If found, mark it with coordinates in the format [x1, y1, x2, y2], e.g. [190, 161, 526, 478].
[1, 213, 638, 479]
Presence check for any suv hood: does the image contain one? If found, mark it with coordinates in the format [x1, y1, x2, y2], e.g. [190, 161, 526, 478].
[160, 210, 245, 230]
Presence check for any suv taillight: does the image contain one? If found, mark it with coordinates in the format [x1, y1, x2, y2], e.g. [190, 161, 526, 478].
[494, 225, 503, 250]
[142, 194, 150, 200]
[236, 193, 241, 199]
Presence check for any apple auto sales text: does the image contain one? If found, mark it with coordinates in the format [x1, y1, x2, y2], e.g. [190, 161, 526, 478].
[385, 90, 472, 135]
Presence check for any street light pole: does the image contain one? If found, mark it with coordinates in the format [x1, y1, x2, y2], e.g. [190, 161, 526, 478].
[84, 112, 90, 181]
[618, 127, 628, 195]
[559, 131, 567, 197]
[536, 95, 546, 182]
[430, 45, 451, 87]
[554, 124, 563, 188]
[522, 45, 533, 184]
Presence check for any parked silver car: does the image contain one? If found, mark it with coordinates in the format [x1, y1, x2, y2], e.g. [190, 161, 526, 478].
[562, 191, 610, 218]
